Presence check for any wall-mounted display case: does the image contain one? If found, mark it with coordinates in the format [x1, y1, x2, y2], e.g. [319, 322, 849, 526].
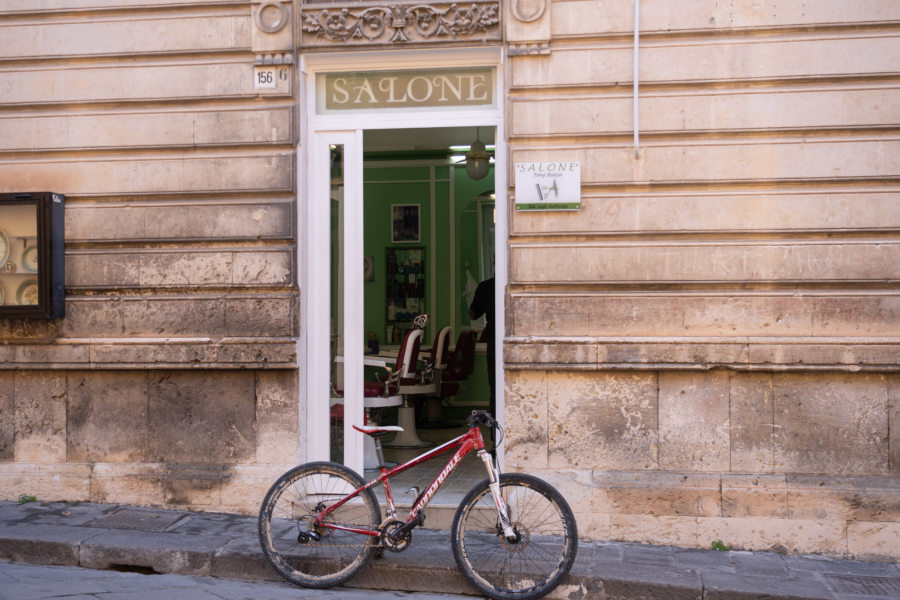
[385, 246, 425, 344]
[0, 192, 65, 319]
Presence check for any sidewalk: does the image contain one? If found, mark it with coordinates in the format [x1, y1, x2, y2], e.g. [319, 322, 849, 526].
[1, 500, 898, 600]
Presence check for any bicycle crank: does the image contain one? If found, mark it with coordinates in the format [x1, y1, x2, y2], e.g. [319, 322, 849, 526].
[380, 519, 412, 552]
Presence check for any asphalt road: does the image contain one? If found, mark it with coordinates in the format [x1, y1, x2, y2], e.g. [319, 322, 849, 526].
[0, 560, 476, 600]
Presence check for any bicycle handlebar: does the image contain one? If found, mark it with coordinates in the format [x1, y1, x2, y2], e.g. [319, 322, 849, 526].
[467, 410, 497, 429]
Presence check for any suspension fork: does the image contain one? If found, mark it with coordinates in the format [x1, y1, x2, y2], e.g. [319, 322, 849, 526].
[477, 449, 517, 539]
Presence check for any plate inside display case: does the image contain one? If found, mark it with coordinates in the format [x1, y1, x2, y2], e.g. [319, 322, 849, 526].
[17, 279, 38, 305]
[0, 228, 8, 269]
[22, 244, 38, 272]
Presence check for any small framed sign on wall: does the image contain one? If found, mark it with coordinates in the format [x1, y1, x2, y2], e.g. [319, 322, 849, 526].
[391, 204, 420, 243]
[514, 162, 581, 211]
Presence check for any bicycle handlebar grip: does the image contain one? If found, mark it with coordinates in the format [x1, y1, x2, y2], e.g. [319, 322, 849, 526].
[467, 410, 496, 428]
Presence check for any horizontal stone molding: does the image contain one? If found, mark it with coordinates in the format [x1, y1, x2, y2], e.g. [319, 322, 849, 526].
[0, 337, 298, 369]
[504, 336, 900, 371]
[0, 13, 250, 60]
[0, 107, 293, 153]
[552, 0, 900, 37]
[510, 139, 900, 186]
[0, 462, 295, 514]
[510, 191, 900, 236]
[66, 200, 293, 243]
[509, 294, 900, 338]
[299, 1, 501, 47]
[510, 241, 900, 284]
[510, 34, 900, 88]
[65, 248, 293, 289]
[510, 86, 900, 137]
[0, 61, 289, 107]
[0, 154, 294, 196]
[0, 294, 297, 339]
[0, 0, 243, 16]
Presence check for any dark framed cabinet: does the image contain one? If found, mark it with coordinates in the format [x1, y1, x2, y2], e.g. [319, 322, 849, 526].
[0, 192, 65, 319]
[385, 246, 425, 344]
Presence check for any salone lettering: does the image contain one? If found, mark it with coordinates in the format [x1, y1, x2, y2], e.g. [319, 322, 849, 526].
[517, 162, 579, 173]
[330, 74, 489, 106]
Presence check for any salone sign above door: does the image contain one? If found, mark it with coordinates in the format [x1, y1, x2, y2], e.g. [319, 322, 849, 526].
[317, 67, 495, 112]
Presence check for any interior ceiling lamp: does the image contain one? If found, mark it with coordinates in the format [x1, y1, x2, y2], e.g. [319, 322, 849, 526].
[465, 127, 491, 180]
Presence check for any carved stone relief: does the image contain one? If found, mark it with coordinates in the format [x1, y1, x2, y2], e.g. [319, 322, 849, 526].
[299, 1, 500, 47]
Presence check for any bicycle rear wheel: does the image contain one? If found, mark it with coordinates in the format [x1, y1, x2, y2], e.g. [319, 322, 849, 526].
[258, 461, 381, 588]
[451, 473, 578, 600]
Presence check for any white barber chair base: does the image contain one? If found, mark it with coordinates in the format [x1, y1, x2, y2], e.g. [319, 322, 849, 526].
[384, 404, 434, 448]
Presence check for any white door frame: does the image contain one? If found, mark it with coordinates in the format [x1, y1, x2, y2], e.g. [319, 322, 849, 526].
[300, 47, 507, 475]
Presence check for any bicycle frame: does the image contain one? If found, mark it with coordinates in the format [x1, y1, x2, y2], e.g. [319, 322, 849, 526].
[315, 424, 509, 538]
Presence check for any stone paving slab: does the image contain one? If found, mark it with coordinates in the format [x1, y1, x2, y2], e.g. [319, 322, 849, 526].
[1, 501, 899, 600]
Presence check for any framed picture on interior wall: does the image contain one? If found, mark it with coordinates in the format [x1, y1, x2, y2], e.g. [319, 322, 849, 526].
[391, 204, 420, 243]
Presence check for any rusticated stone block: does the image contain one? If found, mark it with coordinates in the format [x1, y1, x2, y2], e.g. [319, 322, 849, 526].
[90, 341, 215, 366]
[220, 464, 292, 515]
[729, 373, 775, 472]
[232, 250, 292, 286]
[721, 474, 788, 518]
[847, 521, 900, 561]
[161, 463, 224, 508]
[787, 475, 900, 522]
[148, 372, 256, 463]
[659, 372, 730, 471]
[595, 471, 721, 517]
[696, 516, 846, 555]
[67, 371, 149, 463]
[523, 467, 600, 534]
[0, 372, 12, 460]
[548, 372, 658, 470]
[610, 513, 699, 548]
[0, 463, 92, 502]
[503, 371, 549, 469]
[503, 340, 598, 366]
[215, 341, 296, 365]
[61, 298, 124, 337]
[255, 370, 299, 464]
[225, 296, 295, 338]
[14, 372, 67, 462]
[774, 373, 889, 475]
[90, 463, 165, 506]
[122, 298, 225, 336]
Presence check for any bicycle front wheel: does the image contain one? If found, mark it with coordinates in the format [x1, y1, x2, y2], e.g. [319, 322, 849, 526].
[258, 461, 381, 589]
[451, 473, 578, 600]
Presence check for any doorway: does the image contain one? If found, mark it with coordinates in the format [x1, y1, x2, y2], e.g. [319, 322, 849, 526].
[302, 51, 506, 482]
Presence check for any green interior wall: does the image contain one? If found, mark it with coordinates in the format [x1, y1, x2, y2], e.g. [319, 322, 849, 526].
[362, 161, 493, 407]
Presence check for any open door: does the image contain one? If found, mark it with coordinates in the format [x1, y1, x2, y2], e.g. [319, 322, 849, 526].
[307, 130, 366, 474]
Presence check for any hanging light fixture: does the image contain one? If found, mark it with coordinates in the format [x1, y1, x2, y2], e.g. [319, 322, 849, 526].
[465, 127, 491, 180]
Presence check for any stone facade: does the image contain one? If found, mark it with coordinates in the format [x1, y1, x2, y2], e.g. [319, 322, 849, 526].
[0, 0, 300, 513]
[502, 0, 900, 561]
[0, 0, 898, 562]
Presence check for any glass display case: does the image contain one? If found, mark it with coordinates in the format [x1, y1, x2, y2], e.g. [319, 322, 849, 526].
[0, 192, 65, 319]
[385, 246, 425, 344]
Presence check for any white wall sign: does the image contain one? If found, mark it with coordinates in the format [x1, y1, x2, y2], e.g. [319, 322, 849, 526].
[514, 162, 581, 210]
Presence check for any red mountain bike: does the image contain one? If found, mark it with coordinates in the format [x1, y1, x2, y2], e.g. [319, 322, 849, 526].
[258, 410, 578, 600]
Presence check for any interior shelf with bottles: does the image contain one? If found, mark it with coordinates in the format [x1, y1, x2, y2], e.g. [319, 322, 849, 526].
[384, 246, 425, 344]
